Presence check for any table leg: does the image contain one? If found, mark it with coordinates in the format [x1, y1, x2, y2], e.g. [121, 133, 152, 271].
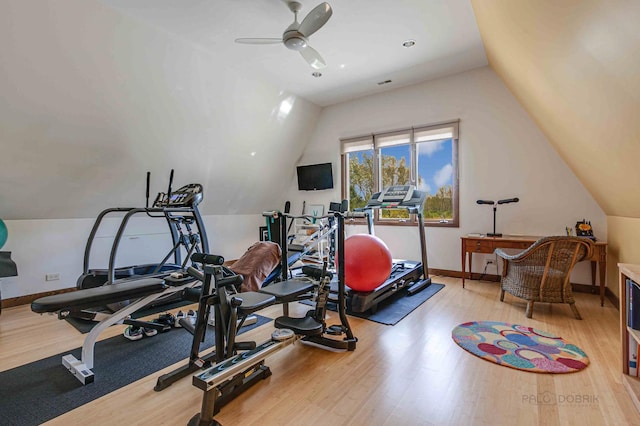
[461, 241, 466, 288]
[599, 259, 606, 307]
[590, 261, 597, 294]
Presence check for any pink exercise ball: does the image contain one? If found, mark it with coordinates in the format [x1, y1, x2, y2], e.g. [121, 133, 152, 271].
[341, 234, 392, 292]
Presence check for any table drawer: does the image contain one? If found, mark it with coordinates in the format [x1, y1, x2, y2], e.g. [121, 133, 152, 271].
[501, 241, 532, 250]
[470, 240, 495, 253]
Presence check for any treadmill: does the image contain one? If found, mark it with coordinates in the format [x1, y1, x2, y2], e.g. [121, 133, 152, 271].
[334, 185, 432, 313]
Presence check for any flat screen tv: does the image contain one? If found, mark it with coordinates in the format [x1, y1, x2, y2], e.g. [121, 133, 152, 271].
[296, 162, 333, 191]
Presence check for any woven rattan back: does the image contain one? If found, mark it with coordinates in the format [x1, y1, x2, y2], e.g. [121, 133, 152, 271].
[498, 236, 594, 304]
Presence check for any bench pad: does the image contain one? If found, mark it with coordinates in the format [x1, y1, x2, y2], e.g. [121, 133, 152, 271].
[31, 278, 167, 313]
[260, 279, 315, 302]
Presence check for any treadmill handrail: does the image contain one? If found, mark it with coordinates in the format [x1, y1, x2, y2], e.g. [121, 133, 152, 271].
[106, 206, 203, 284]
[355, 190, 430, 281]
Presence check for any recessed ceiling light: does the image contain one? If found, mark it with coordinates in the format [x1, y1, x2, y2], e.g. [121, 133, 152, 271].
[339, 64, 346, 69]
[312, 72, 322, 78]
[402, 39, 416, 48]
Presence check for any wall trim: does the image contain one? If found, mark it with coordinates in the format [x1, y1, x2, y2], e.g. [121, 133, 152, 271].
[1, 287, 75, 311]
[430, 268, 619, 308]
[2, 270, 620, 312]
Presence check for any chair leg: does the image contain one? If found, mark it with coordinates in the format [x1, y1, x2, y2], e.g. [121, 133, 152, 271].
[525, 301, 534, 318]
[569, 303, 582, 320]
[500, 289, 505, 302]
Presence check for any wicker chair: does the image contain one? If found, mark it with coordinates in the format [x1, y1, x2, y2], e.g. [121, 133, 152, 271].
[496, 236, 594, 319]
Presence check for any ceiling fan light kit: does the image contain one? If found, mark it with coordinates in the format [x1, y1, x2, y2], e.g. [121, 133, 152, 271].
[283, 32, 307, 51]
[235, 1, 333, 70]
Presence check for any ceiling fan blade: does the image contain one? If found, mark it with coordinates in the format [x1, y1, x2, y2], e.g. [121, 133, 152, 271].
[300, 45, 326, 69]
[235, 38, 282, 45]
[298, 2, 332, 38]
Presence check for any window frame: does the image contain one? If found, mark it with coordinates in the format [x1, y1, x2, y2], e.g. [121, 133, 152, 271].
[340, 120, 459, 228]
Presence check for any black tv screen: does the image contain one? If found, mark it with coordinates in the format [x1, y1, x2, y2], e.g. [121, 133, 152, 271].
[297, 162, 333, 191]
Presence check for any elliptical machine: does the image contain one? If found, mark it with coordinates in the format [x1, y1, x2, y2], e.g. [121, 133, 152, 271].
[77, 170, 208, 292]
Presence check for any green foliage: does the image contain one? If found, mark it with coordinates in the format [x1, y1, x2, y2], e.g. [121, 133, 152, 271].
[424, 185, 453, 220]
[348, 152, 374, 210]
[381, 155, 410, 188]
[348, 152, 453, 221]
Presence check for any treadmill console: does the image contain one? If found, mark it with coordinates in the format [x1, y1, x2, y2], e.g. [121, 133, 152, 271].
[377, 185, 414, 203]
[154, 183, 203, 208]
[365, 185, 426, 211]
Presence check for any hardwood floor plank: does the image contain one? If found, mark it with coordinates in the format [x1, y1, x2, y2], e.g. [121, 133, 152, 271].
[0, 275, 637, 425]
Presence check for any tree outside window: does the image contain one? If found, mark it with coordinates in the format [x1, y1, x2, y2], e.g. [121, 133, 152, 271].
[341, 121, 459, 227]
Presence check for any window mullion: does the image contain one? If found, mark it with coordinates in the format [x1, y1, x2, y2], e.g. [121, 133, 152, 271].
[341, 120, 459, 228]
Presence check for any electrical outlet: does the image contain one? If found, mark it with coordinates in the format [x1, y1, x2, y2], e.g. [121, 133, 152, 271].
[484, 259, 494, 266]
[45, 273, 60, 281]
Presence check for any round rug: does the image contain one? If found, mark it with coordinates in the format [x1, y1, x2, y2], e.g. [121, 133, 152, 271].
[451, 321, 589, 373]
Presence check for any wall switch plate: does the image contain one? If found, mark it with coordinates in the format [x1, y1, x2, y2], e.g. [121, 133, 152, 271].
[45, 273, 60, 281]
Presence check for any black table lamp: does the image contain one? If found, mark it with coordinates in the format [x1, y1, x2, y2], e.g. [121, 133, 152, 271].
[476, 198, 519, 237]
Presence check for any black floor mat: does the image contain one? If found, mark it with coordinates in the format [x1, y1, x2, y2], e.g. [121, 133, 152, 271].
[304, 283, 445, 325]
[0, 314, 272, 426]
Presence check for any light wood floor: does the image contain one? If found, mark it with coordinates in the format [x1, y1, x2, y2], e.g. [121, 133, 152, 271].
[1, 276, 638, 425]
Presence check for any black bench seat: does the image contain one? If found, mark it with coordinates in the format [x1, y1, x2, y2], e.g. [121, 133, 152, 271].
[31, 278, 167, 314]
[259, 279, 315, 303]
[236, 292, 276, 316]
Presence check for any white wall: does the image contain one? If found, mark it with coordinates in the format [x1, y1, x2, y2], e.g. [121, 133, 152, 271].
[0, 214, 263, 299]
[0, 0, 320, 221]
[285, 67, 606, 282]
[0, 0, 608, 298]
[0, 0, 320, 299]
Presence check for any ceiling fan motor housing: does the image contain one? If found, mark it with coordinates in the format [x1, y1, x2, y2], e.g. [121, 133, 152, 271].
[283, 30, 307, 50]
[235, 1, 332, 68]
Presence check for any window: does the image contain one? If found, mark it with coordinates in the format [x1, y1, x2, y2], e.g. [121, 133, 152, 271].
[341, 120, 459, 227]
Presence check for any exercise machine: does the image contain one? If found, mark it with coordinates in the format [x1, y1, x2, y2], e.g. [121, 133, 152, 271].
[340, 185, 432, 313]
[262, 200, 346, 286]
[187, 212, 356, 425]
[72, 171, 208, 319]
[31, 273, 198, 384]
[78, 170, 208, 289]
[153, 253, 261, 391]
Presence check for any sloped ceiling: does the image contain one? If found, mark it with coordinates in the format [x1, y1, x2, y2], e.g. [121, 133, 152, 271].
[96, 0, 487, 107]
[0, 0, 488, 220]
[0, 0, 321, 220]
[471, 0, 640, 218]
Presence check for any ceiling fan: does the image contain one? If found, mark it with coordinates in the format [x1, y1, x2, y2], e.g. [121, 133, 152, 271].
[235, 1, 333, 70]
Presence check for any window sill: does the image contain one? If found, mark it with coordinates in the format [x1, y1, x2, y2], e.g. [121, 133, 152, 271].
[344, 219, 459, 228]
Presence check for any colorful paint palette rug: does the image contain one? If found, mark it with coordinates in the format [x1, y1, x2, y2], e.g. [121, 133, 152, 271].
[451, 321, 589, 373]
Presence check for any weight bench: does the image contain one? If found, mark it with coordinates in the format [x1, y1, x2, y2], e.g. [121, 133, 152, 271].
[31, 276, 196, 384]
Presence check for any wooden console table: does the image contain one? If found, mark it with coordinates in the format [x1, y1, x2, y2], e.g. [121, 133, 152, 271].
[461, 235, 607, 306]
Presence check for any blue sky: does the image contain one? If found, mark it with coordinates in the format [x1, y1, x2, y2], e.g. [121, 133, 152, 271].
[352, 139, 452, 196]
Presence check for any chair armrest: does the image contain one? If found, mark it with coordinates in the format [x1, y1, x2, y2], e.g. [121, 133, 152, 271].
[495, 240, 550, 263]
[495, 248, 513, 260]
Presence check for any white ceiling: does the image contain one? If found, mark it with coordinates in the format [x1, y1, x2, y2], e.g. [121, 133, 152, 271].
[97, 0, 488, 107]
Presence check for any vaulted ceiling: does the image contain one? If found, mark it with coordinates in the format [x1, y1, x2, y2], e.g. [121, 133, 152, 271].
[96, 0, 488, 106]
[2, 0, 636, 221]
[471, 0, 640, 218]
[0, 0, 489, 220]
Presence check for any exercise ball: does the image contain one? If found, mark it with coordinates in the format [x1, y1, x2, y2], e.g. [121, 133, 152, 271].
[0, 219, 7, 250]
[342, 234, 392, 292]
